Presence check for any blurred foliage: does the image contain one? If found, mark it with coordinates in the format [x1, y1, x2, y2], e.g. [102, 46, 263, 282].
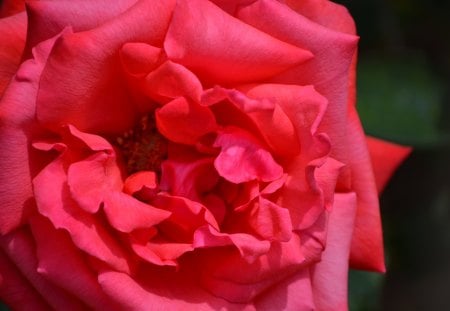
[357, 53, 446, 147]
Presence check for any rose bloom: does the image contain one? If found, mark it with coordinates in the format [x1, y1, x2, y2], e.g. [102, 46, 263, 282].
[0, 0, 410, 310]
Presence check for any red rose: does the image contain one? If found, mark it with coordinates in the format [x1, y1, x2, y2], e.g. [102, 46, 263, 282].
[0, 0, 410, 310]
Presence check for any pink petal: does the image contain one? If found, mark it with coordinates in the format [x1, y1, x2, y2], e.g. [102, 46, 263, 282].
[68, 152, 122, 213]
[24, 0, 140, 57]
[156, 97, 217, 145]
[98, 270, 251, 310]
[103, 191, 171, 233]
[33, 155, 132, 273]
[197, 233, 305, 303]
[311, 192, 357, 311]
[0, 12, 26, 96]
[237, 0, 358, 162]
[254, 269, 315, 311]
[120, 42, 162, 77]
[36, 0, 176, 134]
[0, 30, 65, 235]
[130, 239, 192, 267]
[160, 157, 218, 201]
[346, 108, 385, 272]
[284, 0, 357, 35]
[214, 127, 283, 184]
[29, 215, 119, 310]
[247, 197, 293, 242]
[0, 228, 86, 310]
[142, 61, 203, 103]
[366, 136, 411, 193]
[216, 87, 300, 157]
[0, 248, 49, 310]
[164, 0, 312, 84]
[193, 225, 271, 262]
[153, 194, 219, 240]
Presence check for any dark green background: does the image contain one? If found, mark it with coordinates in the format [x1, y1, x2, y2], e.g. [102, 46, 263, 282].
[335, 0, 450, 310]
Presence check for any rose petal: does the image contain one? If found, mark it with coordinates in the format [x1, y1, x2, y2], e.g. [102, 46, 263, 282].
[165, 0, 312, 84]
[247, 197, 293, 242]
[142, 61, 203, 103]
[366, 136, 411, 193]
[346, 108, 385, 272]
[24, 0, 138, 57]
[29, 215, 119, 310]
[68, 152, 122, 213]
[284, 0, 356, 35]
[153, 194, 219, 240]
[237, 0, 358, 162]
[0, 229, 85, 309]
[311, 192, 357, 311]
[103, 192, 171, 233]
[98, 269, 251, 310]
[33, 154, 132, 273]
[214, 127, 283, 184]
[0, 12, 26, 97]
[36, 0, 176, 134]
[255, 269, 315, 311]
[156, 97, 217, 145]
[160, 157, 218, 201]
[198, 234, 305, 303]
[193, 225, 271, 262]
[120, 42, 162, 77]
[0, 30, 66, 235]
[0, 248, 49, 310]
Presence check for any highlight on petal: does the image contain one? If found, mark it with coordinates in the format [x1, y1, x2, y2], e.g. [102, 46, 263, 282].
[164, 0, 312, 84]
[214, 127, 283, 184]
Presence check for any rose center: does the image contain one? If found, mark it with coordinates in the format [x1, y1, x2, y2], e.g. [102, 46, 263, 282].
[115, 113, 168, 175]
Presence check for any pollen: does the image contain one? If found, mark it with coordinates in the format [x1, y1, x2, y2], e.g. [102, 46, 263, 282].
[115, 113, 168, 175]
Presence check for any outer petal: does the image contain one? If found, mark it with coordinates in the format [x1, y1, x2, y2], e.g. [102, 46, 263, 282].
[0, 12, 26, 97]
[0, 248, 49, 310]
[0, 30, 65, 234]
[312, 192, 357, 311]
[0, 229, 85, 310]
[164, 0, 312, 84]
[284, 0, 356, 35]
[346, 108, 385, 272]
[29, 215, 119, 311]
[24, 0, 138, 57]
[366, 136, 411, 193]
